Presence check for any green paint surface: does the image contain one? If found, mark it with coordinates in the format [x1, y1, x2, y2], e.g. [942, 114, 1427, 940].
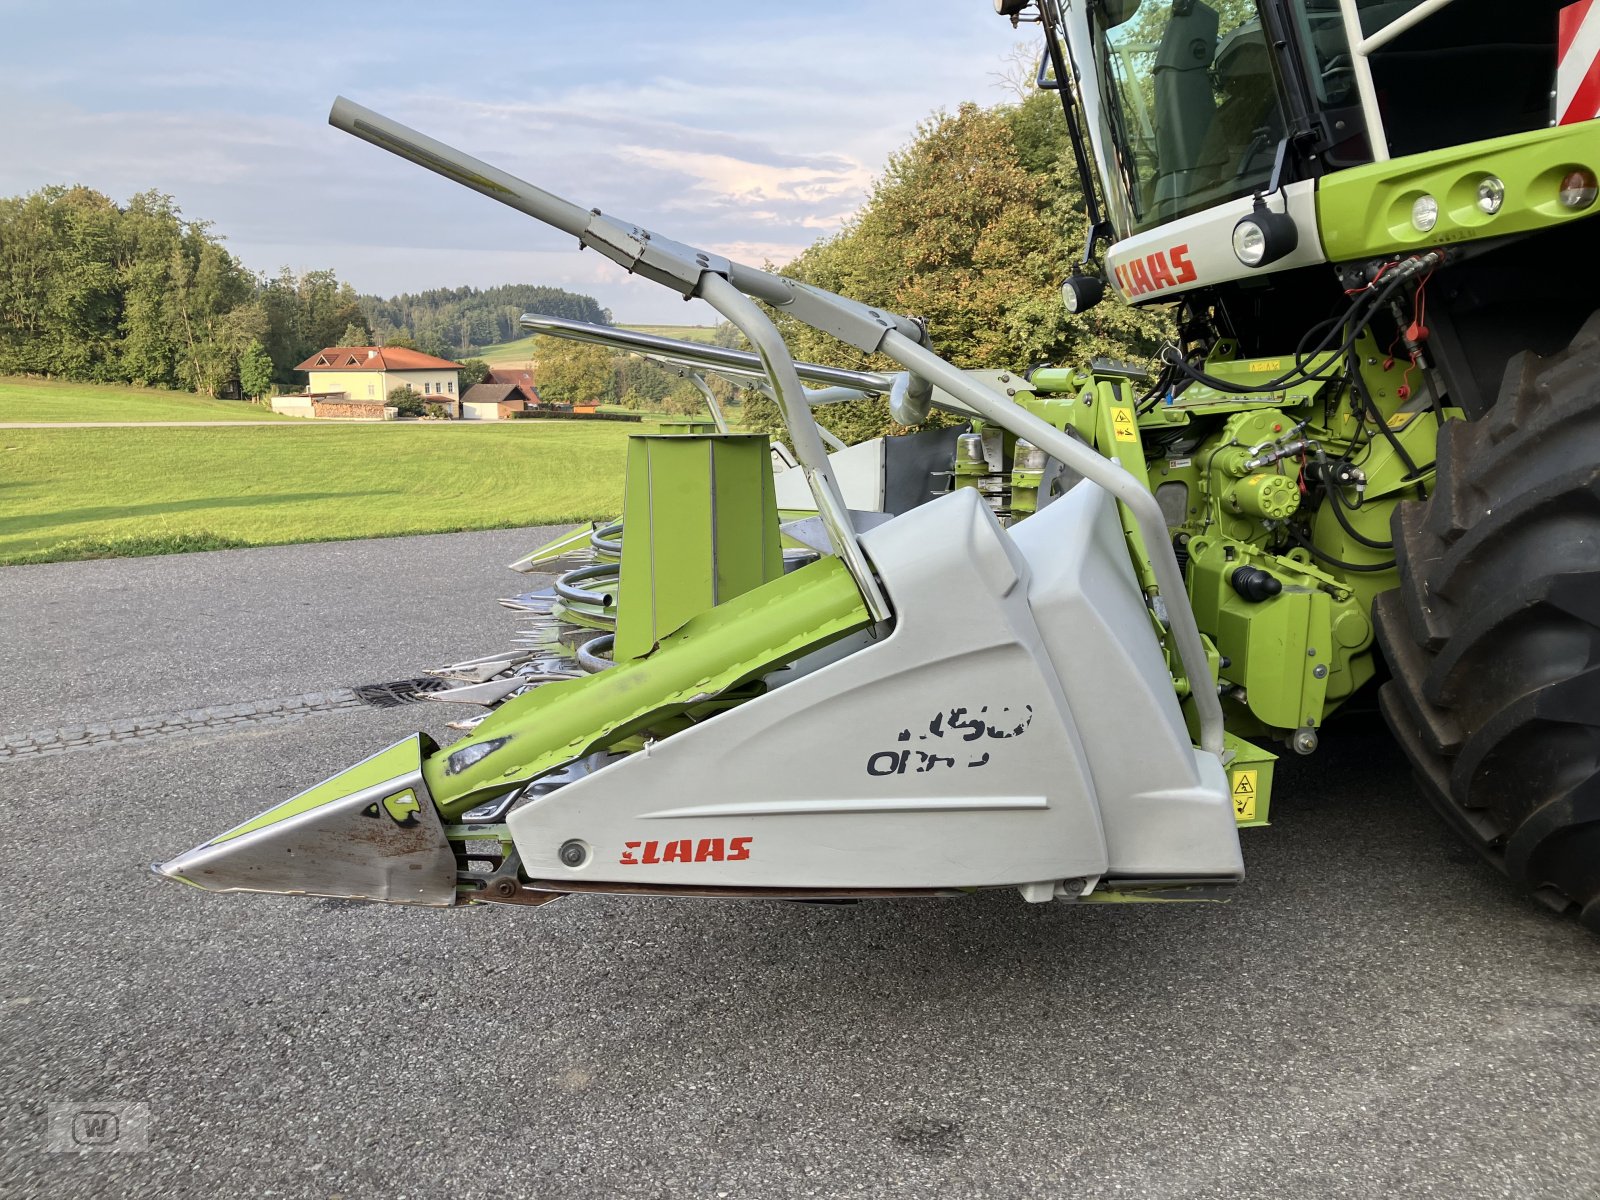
[1316, 122, 1600, 260]
[423, 554, 873, 816]
[208, 736, 425, 845]
[614, 434, 782, 661]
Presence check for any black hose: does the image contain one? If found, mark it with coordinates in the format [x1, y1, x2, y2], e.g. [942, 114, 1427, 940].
[1162, 260, 1429, 396]
[1344, 345, 1426, 498]
[577, 633, 616, 673]
[1287, 528, 1396, 573]
[1321, 468, 1395, 550]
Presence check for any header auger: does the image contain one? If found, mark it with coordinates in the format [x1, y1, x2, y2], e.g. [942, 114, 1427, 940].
[159, 0, 1600, 932]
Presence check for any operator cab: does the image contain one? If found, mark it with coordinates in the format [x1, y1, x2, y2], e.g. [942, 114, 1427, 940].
[1092, 0, 1568, 235]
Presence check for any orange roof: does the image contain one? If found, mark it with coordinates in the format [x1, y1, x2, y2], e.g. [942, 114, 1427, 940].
[294, 346, 464, 372]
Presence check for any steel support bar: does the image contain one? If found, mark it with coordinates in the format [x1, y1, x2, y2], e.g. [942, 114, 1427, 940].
[879, 331, 1225, 758]
[1335, 0, 1456, 164]
[697, 274, 890, 623]
[1356, 0, 1456, 54]
[519, 313, 895, 395]
[684, 374, 730, 434]
[1336, 0, 1391, 161]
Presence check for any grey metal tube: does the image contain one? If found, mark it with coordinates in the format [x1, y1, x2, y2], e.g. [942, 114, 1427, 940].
[879, 331, 1225, 757]
[685, 374, 730, 434]
[815, 424, 847, 453]
[329, 97, 595, 236]
[519, 314, 894, 394]
[555, 563, 619, 609]
[590, 523, 623, 556]
[698, 274, 890, 623]
[1337, 0, 1390, 162]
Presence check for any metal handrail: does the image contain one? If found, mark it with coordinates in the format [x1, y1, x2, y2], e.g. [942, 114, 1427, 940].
[1336, 0, 1458, 162]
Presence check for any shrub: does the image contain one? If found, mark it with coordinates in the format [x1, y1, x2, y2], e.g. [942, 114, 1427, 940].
[388, 385, 424, 417]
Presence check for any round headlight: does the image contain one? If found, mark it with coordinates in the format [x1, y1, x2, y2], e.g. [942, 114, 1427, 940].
[1412, 194, 1439, 232]
[1232, 202, 1299, 268]
[1060, 274, 1106, 314]
[1559, 168, 1598, 210]
[1232, 219, 1267, 267]
[1476, 176, 1505, 215]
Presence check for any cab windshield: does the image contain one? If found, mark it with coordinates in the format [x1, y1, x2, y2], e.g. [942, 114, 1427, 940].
[1093, 0, 1287, 233]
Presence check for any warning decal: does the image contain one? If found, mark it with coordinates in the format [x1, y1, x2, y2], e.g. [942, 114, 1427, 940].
[1111, 407, 1139, 443]
[1231, 769, 1258, 822]
[1558, 0, 1600, 125]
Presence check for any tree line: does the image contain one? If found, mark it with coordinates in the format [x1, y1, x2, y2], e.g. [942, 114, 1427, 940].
[3, 88, 1167, 425]
[360, 284, 611, 359]
[742, 89, 1173, 444]
[0, 185, 609, 398]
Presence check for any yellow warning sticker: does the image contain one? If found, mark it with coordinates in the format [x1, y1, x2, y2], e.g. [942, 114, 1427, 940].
[1386, 411, 1415, 428]
[1111, 407, 1139, 443]
[1230, 769, 1258, 822]
[1247, 359, 1283, 373]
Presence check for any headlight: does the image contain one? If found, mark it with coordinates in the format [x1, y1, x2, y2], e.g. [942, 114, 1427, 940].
[1060, 274, 1106, 313]
[1412, 194, 1439, 232]
[1475, 176, 1505, 215]
[1560, 168, 1598, 210]
[1232, 200, 1299, 268]
[1232, 221, 1266, 266]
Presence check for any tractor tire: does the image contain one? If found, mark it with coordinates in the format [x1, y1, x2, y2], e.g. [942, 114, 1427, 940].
[1373, 311, 1600, 930]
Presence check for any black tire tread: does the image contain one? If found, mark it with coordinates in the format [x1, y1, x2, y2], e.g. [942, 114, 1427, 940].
[1375, 312, 1600, 930]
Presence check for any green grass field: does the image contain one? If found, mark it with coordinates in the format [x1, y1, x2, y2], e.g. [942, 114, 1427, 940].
[475, 324, 721, 365]
[0, 420, 648, 565]
[0, 377, 295, 423]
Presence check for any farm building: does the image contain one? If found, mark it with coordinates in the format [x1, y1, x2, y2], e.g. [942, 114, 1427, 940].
[485, 368, 538, 393]
[287, 346, 464, 411]
[461, 382, 537, 420]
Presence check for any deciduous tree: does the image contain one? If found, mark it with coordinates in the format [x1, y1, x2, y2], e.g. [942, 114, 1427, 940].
[533, 337, 616, 407]
[239, 339, 274, 401]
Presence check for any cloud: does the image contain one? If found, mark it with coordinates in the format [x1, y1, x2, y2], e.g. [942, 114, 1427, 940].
[0, 0, 1022, 325]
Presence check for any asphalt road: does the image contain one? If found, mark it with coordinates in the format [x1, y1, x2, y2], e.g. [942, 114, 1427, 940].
[2, 531, 1597, 1199]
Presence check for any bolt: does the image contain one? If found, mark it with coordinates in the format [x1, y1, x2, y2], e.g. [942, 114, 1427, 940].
[492, 878, 519, 898]
[1292, 727, 1319, 756]
[1313, 664, 1328, 679]
[559, 840, 587, 868]
[1307, 648, 1317, 657]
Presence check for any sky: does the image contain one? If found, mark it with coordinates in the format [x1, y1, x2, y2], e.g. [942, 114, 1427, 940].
[0, 1, 1029, 325]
